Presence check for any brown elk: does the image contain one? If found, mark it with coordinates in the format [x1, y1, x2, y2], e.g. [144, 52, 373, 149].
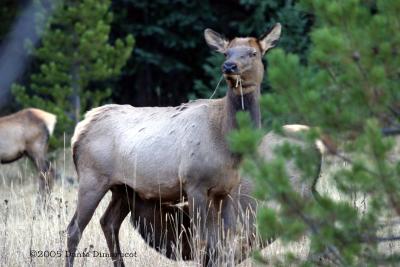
[66, 24, 282, 267]
[99, 124, 324, 265]
[0, 108, 56, 193]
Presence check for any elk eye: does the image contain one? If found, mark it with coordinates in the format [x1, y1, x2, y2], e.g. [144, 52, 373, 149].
[251, 51, 257, 57]
[223, 52, 228, 57]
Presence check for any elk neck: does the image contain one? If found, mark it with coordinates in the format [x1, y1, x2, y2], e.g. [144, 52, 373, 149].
[222, 83, 261, 136]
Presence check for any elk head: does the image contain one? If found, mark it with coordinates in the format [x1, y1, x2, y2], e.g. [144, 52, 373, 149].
[204, 23, 281, 95]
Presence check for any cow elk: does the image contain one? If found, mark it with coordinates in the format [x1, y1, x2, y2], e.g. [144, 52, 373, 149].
[0, 108, 56, 194]
[66, 23, 282, 267]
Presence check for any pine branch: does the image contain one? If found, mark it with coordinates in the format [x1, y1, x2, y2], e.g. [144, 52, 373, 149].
[278, 192, 347, 266]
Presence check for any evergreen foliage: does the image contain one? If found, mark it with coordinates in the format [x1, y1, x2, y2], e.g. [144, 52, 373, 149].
[12, 0, 134, 143]
[4, 1, 311, 114]
[232, 1, 400, 265]
[111, 0, 311, 104]
[2, 0, 400, 264]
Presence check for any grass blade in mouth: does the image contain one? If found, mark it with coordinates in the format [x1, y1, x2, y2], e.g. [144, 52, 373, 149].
[209, 75, 224, 99]
[238, 77, 244, 110]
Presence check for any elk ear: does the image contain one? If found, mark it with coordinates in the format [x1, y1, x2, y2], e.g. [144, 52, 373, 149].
[258, 23, 282, 54]
[204, 28, 229, 53]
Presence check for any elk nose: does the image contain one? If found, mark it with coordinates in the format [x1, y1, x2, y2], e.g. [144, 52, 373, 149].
[223, 62, 238, 73]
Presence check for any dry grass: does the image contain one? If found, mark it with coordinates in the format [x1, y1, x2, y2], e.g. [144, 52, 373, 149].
[0, 151, 198, 267]
[1, 145, 400, 267]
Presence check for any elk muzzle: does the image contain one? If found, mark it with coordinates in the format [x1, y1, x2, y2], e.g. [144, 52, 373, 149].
[223, 61, 238, 74]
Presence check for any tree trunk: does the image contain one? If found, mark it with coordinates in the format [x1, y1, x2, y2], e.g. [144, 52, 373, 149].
[71, 62, 80, 125]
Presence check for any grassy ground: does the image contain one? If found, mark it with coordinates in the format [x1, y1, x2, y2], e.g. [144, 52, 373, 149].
[0, 145, 399, 266]
[0, 151, 197, 267]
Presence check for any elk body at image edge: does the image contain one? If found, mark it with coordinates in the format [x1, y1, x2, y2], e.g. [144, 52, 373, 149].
[0, 108, 56, 195]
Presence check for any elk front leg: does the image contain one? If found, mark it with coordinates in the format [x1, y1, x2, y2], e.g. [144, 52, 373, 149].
[186, 187, 219, 266]
[205, 192, 238, 266]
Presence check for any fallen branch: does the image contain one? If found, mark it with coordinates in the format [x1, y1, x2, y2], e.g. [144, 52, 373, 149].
[381, 127, 400, 136]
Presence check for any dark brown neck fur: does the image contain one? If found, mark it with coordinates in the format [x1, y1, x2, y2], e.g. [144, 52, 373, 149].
[223, 87, 261, 134]
[215, 87, 260, 164]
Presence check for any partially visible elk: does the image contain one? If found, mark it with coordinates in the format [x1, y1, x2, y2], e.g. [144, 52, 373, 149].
[0, 108, 56, 194]
[66, 24, 282, 267]
[98, 124, 325, 265]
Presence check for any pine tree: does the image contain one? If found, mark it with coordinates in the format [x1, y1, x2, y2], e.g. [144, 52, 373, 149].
[232, 0, 400, 265]
[12, 0, 134, 144]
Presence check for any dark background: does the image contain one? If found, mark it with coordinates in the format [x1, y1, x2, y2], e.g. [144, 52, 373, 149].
[0, 0, 312, 112]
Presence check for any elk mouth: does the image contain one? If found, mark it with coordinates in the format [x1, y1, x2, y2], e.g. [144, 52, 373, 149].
[224, 74, 241, 85]
[224, 74, 255, 89]
[223, 66, 253, 86]
[224, 73, 258, 101]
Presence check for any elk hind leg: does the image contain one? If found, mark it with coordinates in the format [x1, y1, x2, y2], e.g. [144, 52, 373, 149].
[66, 176, 108, 267]
[100, 186, 131, 267]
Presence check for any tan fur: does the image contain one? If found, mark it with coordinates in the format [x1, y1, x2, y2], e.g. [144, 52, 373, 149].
[71, 105, 114, 148]
[282, 124, 327, 155]
[283, 124, 310, 133]
[259, 24, 282, 53]
[29, 108, 57, 136]
[0, 108, 56, 194]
